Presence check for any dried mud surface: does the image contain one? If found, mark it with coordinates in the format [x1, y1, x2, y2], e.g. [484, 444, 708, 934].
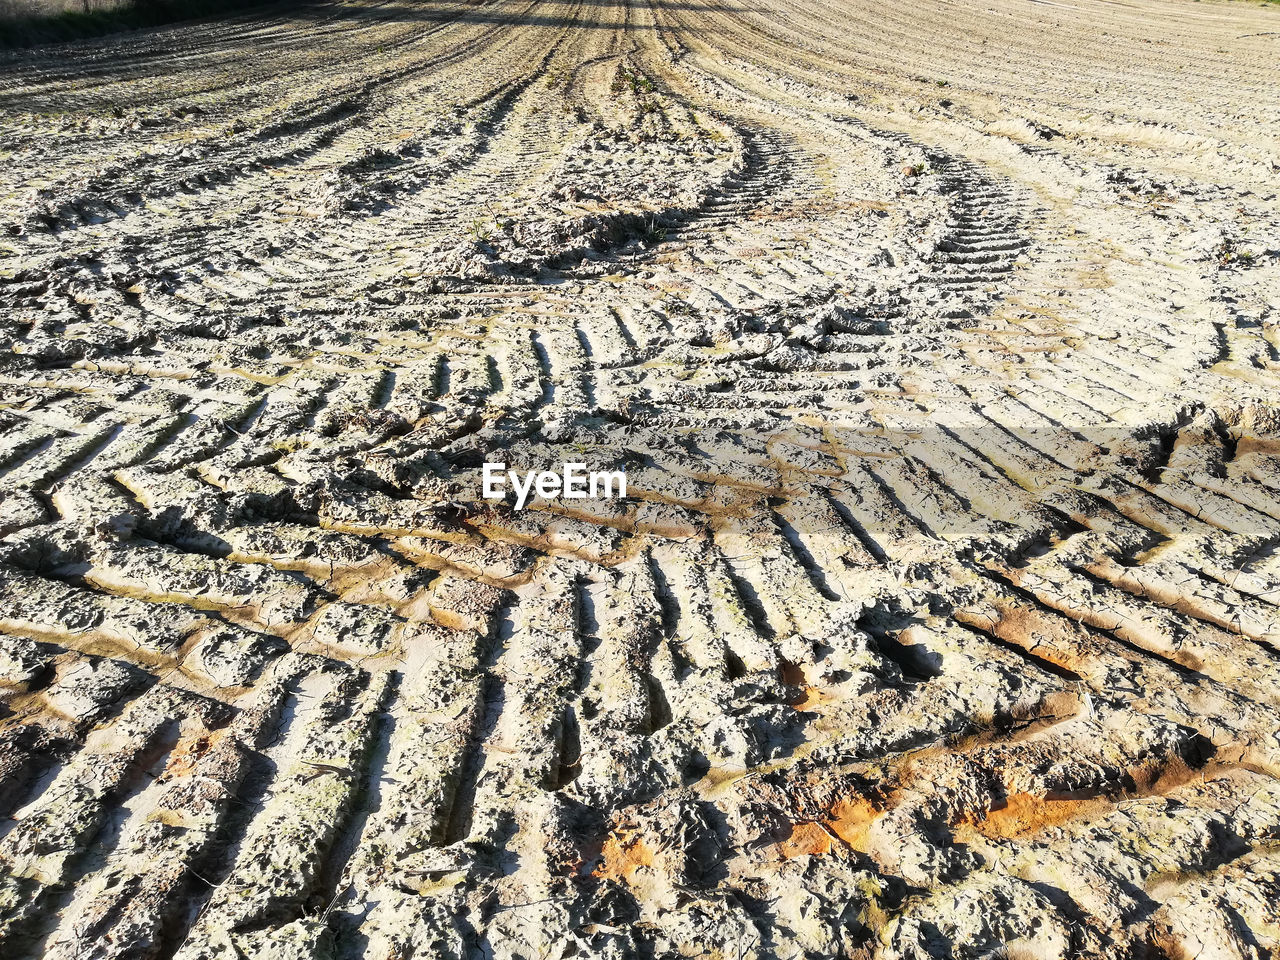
[1, 1, 1279, 957]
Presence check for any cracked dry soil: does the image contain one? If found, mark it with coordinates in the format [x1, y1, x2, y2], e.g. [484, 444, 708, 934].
[1, 0, 1280, 957]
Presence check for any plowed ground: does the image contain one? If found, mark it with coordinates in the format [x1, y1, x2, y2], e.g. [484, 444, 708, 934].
[1, 1, 1279, 957]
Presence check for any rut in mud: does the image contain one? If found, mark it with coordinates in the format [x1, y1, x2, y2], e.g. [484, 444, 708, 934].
[1, 0, 1280, 957]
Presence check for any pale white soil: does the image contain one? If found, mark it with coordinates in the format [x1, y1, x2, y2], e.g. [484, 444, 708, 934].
[1, 1, 1279, 957]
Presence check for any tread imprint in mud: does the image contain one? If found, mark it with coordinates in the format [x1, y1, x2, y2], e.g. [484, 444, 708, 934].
[2, 0, 1280, 957]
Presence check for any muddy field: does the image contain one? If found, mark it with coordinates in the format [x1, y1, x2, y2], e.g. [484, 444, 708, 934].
[1, 0, 1279, 957]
